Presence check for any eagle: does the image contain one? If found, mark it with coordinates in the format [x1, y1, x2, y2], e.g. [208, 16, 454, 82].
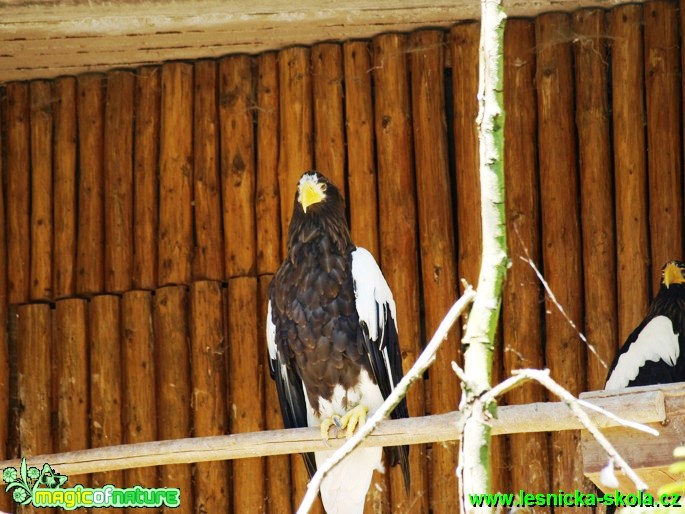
[605, 260, 685, 389]
[266, 171, 410, 514]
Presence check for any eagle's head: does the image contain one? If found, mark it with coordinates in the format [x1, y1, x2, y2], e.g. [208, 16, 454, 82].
[661, 261, 685, 289]
[296, 171, 340, 214]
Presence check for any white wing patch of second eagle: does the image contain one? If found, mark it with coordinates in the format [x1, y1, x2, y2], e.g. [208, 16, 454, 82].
[351, 247, 398, 383]
[605, 315, 680, 390]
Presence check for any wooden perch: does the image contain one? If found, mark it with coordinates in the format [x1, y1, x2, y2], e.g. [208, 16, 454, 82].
[0, 386, 667, 477]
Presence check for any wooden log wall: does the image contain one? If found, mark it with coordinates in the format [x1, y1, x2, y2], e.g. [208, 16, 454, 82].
[0, 1, 684, 513]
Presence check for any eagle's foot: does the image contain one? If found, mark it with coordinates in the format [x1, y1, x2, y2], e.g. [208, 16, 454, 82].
[320, 415, 343, 442]
[339, 404, 368, 438]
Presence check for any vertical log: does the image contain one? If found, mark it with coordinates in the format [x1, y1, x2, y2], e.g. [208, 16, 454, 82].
[189, 281, 230, 513]
[76, 74, 105, 295]
[451, 23, 482, 290]
[0, 95, 8, 514]
[372, 33, 427, 514]
[54, 299, 89, 492]
[30, 80, 53, 300]
[409, 29, 460, 514]
[343, 40, 388, 514]
[133, 66, 161, 290]
[17, 304, 52, 514]
[276, 47, 317, 510]
[343, 41, 380, 259]
[193, 60, 224, 281]
[277, 46, 313, 255]
[154, 286, 192, 514]
[256, 53, 282, 275]
[573, 9, 618, 390]
[5, 82, 30, 304]
[609, 5, 650, 342]
[53, 77, 77, 298]
[502, 18, 551, 499]
[121, 291, 157, 490]
[312, 42, 345, 188]
[644, 0, 683, 288]
[259, 275, 292, 514]
[219, 55, 257, 278]
[158, 62, 193, 286]
[227, 277, 265, 513]
[90, 295, 123, 514]
[104, 71, 134, 293]
[536, 14, 588, 513]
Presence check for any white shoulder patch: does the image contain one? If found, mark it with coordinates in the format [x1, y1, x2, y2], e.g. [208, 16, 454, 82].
[605, 315, 680, 390]
[266, 300, 277, 363]
[351, 247, 397, 341]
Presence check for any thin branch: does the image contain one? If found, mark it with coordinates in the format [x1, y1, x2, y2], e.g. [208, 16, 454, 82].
[296, 287, 477, 514]
[503, 368, 650, 490]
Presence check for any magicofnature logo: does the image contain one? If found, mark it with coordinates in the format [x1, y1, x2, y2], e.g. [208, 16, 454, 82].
[3, 458, 180, 510]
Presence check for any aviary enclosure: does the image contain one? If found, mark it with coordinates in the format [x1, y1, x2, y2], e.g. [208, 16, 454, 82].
[0, 1, 683, 513]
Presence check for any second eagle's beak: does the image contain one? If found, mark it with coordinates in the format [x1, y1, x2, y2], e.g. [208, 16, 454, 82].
[299, 182, 326, 213]
[663, 262, 684, 288]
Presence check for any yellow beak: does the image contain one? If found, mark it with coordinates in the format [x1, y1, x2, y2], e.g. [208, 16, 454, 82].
[663, 262, 684, 288]
[299, 182, 325, 213]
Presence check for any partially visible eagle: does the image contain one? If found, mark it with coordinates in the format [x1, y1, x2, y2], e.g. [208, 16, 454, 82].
[605, 260, 685, 390]
[266, 171, 410, 514]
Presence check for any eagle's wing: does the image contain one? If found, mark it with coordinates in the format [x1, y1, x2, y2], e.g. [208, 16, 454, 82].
[605, 314, 681, 390]
[351, 247, 410, 490]
[266, 299, 317, 477]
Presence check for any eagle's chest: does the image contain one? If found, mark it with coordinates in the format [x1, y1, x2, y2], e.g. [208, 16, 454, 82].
[271, 241, 373, 412]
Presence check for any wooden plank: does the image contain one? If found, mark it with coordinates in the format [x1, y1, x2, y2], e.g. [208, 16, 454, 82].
[0, 0, 652, 83]
[343, 40, 380, 259]
[17, 303, 52, 514]
[104, 70, 134, 293]
[572, 9, 617, 391]
[372, 32, 427, 514]
[644, 0, 683, 289]
[255, 52, 282, 275]
[121, 291, 158, 490]
[154, 286, 192, 514]
[502, 18, 551, 498]
[193, 60, 224, 281]
[158, 62, 193, 286]
[227, 277, 265, 513]
[409, 28, 460, 514]
[29, 80, 53, 301]
[275, 47, 318, 511]
[189, 281, 230, 513]
[76, 74, 105, 296]
[535, 13, 588, 514]
[0, 385, 670, 475]
[258, 275, 292, 514]
[54, 298, 90, 493]
[582, 384, 685, 493]
[343, 40, 388, 514]
[89, 295, 123, 514]
[5, 82, 30, 304]
[133, 66, 161, 290]
[219, 55, 257, 278]
[53, 77, 78, 299]
[277, 46, 313, 255]
[312, 42, 345, 188]
[609, 4, 650, 343]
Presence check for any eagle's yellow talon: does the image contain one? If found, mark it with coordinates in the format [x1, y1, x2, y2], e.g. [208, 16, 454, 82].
[340, 405, 368, 438]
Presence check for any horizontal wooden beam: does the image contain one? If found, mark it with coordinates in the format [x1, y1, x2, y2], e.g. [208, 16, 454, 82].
[0, 0, 645, 83]
[0, 386, 665, 476]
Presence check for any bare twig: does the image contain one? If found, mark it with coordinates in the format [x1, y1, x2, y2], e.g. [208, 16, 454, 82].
[296, 287, 477, 514]
[489, 368, 651, 490]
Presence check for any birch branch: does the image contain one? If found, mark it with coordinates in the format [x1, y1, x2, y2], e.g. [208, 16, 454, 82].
[295, 287, 477, 514]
